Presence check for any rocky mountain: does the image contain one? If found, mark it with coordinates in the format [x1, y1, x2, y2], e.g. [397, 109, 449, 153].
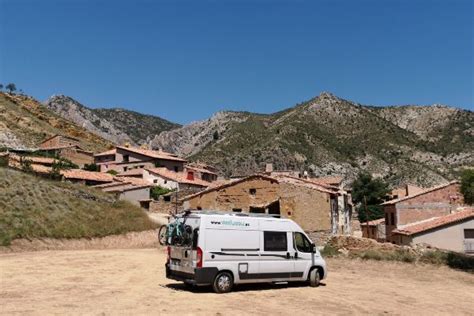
[44, 95, 180, 145]
[151, 92, 473, 186]
[0, 92, 111, 151]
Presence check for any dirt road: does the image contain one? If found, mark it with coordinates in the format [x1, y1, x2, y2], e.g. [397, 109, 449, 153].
[1, 248, 473, 315]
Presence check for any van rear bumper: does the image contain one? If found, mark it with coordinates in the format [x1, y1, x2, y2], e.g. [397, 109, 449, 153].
[166, 264, 218, 285]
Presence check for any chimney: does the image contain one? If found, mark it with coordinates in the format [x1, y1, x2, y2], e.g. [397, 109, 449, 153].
[265, 163, 273, 173]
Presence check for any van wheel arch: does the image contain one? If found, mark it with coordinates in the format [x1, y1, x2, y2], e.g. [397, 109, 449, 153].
[212, 270, 234, 294]
[308, 266, 324, 280]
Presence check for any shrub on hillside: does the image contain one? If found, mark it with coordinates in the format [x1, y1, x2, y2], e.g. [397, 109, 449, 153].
[150, 186, 173, 200]
[106, 170, 118, 176]
[83, 163, 100, 172]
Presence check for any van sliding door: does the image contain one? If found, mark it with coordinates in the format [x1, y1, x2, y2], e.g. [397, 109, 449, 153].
[256, 231, 294, 280]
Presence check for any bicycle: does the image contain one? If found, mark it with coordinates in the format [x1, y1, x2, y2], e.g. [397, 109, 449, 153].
[158, 212, 193, 246]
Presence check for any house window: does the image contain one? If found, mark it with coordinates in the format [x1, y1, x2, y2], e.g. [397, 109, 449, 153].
[464, 229, 474, 239]
[153, 180, 158, 184]
[390, 213, 395, 226]
[249, 188, 256, 195]
[163, 196, 171, 202]
[249, 206, 265, 213]
[164, 180, 167, 184]
[123, 155, 129, 162]
[264, 231, 287, 252]
[123, 167, 128, 172]
[197, 206, 202, 210]
[174, 166, 179, 172]
[232, 208, 242, 212]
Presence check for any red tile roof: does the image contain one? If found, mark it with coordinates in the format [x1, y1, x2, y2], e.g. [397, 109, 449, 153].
[382, 181, 460, 205]
[313, 176, 344, 186]
[115, 176, 151, 187]
[9, 154, 57, 165]
[116, 146, 186, 162]
[185, 165, 218, 176]
[61, 169, 114, 182]
[360, 218, 385, 226]
[392, 209, 474, 236]
[94, 149, 116, 157]
[146, 167, 210, 187]
[116, 168, 145, 177]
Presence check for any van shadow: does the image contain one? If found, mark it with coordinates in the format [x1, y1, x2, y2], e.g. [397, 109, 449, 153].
[165, 281, 326, 294]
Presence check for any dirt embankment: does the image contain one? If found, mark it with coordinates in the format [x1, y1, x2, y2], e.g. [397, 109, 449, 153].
[1, 249, 473, 315]
[0, 230, 159, 253]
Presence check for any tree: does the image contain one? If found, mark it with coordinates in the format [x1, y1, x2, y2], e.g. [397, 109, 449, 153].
[6, 83, 16, 94]
[351, 172, 390, 222]
[213, 130, 219, 141]
[460, 169, 474, 205]
[150, 186, 173, 200]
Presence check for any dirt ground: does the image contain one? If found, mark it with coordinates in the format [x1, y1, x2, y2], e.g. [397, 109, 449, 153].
[1, 248, 473, 315]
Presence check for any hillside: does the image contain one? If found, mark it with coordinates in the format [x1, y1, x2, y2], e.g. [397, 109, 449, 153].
[0, 92, 111, 152]
[44, 95, 180, 145]
[151, 92, 473, 186]
[0, 167, 157, 246]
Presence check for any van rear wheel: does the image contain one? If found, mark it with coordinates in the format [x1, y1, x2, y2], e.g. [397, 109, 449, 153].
[212, 272, 233, 293]
[309, 268, 320, 287]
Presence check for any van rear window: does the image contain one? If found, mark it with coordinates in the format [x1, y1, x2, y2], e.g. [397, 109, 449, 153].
[263, 231, 287, 252]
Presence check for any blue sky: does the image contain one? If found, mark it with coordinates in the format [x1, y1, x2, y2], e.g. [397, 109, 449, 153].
[0, 0, 472, 124]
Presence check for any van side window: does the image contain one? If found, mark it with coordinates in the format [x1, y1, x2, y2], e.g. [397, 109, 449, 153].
[294, 232, 312, 253]
[263, 231, 287, 252]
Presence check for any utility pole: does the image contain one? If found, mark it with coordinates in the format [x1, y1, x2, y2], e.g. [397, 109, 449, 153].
[363, 195, 370, 238]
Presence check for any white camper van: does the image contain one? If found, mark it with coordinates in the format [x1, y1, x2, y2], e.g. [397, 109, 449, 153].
[165, 211, 327, 293]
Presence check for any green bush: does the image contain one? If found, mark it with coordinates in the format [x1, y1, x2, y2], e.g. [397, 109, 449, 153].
[83, 163, 100, 172]
[446, 252, 474, 271]
[419, 250, 448, 265]
[106, 170, 118, 176]
[320, 244, 339, 257]
[150, 186, 173, 200]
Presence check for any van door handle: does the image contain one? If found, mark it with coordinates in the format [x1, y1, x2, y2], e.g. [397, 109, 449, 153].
[286, 252, 290, 259]
[294, 252, 298, 259]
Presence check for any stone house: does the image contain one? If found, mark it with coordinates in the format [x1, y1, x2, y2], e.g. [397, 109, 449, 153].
[387, 184, 424, 200]
[181, 174, 352, 233]
[94, 146, 186, 173]
[392, 208, 474, 253]
[382, 181, 464, 243]
[39, 134, 81, 149]
[38, 134, 94, 167]
[360, 218, 386, 242]
[93, 179, 151, 206]
[143, 167, 210, 191]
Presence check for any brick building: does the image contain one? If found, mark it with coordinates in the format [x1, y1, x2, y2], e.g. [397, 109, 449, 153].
[181, 174, 352, 233]
[94, 146, 186, 173]
[38, 134, 94, 167]
[382, 181, 464, 243]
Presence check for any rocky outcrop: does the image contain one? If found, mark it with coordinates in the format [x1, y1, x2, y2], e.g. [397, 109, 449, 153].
[44, 95, 180, 145]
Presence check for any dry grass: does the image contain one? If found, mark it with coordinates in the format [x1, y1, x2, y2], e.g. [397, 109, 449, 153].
[0, 167, 157, 246]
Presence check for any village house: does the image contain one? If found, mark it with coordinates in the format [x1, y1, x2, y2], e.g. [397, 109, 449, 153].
[382, 181, 467, 245]
[93, 146, 186, 173]
[93, 177, 152, 207]
[181, 174, 352, 234]
[387, 183, 424, 200]
[61, 169, 115, 186]
[37, 134, 94, 167]
[392, 208, 474, 253]
[360, 218, 386, 242]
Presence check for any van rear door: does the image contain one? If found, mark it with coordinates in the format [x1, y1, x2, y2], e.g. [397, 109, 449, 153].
[168, 216, 200, 275]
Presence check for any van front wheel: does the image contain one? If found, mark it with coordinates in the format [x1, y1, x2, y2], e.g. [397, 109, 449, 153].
[212, 272, 233, 293]
[309, 268, 320, 287]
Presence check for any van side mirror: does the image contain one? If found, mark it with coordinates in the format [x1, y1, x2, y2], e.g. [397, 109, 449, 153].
[311, 243, 317, 253]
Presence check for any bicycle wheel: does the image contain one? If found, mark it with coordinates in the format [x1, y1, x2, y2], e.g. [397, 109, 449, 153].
[158, 225, 168, 246]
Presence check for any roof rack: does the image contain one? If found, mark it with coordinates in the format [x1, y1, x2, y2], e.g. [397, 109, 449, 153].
[180, 209, 282, 219]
